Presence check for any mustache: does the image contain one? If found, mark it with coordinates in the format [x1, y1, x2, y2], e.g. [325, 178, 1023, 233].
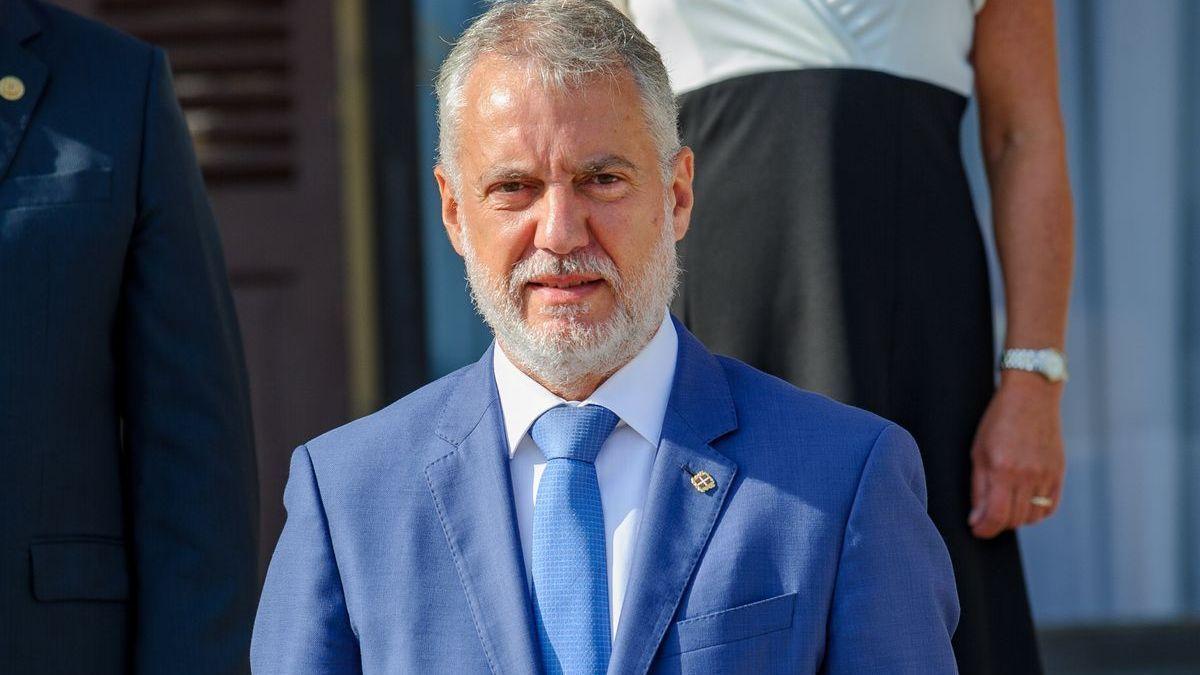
[506, 248, 623, 297]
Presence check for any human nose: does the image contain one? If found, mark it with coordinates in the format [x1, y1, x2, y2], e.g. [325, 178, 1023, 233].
[533, 185, 590, 255]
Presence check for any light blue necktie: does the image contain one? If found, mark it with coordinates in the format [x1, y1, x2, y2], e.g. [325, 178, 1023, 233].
[529, 404, 619, 675]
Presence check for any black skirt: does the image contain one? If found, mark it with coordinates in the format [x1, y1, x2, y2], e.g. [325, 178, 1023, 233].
[675, 68, 1041, 675]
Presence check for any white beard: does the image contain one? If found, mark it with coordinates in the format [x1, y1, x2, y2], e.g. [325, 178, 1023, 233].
[460, 203, 679, 394]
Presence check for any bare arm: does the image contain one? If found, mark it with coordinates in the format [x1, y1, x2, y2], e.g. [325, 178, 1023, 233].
[968, 0, 1075, 538]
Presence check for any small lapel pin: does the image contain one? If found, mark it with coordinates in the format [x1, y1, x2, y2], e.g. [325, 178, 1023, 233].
[681, 464, 717, 493]
[691, 471, 716, 493]
[0, 76, 25, 102]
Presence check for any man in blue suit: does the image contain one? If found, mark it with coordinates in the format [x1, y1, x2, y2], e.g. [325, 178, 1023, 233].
[1, 0, 258, 672]
[252, 1, 957, 672]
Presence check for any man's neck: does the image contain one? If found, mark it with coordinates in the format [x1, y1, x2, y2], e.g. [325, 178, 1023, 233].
[531, 369, 610, 402]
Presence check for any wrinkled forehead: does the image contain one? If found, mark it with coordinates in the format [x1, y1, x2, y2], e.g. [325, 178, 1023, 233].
[461, 54, 634, 118]
[457, 56, 654, 173]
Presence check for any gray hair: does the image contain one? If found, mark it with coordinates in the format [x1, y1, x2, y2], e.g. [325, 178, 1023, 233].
[435, 0, 680, 190]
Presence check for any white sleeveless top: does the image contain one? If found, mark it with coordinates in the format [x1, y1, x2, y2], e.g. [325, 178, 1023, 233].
[628, 0, 986, 96]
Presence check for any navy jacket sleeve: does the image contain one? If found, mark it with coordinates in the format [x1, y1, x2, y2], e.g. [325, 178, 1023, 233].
[117, 47, 259, 674]
[251, 446, 361, 673]
[822, 424, 960, 673]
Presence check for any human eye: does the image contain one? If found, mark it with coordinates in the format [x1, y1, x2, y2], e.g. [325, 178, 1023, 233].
[588, 173, 621, 186]
[580, 172, 629, 196]
[485, 179, 537, 209]
[494, 181, 526, 194]
[579, 171, 630, 201]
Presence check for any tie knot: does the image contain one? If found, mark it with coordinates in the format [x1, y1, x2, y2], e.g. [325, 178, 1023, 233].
[529, 404, 619, 464]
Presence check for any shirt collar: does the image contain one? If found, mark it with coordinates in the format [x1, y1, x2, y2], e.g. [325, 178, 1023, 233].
[492, 312, 678, 458]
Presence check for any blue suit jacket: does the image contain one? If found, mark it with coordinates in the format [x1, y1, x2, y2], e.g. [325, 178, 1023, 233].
[253, 320, 958, 673]
[0, 1, 257, 672]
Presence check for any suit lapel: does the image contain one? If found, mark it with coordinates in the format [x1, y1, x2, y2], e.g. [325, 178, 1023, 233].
[0, 0, 47, 182]
[608, 320, 739, 674]
[424, 346, 542, 675]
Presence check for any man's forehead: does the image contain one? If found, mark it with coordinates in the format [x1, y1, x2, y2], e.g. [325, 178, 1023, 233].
[463, 54, 636, 115]
[459, 59, 652, 179]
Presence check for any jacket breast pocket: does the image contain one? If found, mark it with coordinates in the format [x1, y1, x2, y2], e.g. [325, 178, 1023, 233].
[30, 537, 130, 602]
[0, 168, 112, 209]
[659, 591, 797, 656]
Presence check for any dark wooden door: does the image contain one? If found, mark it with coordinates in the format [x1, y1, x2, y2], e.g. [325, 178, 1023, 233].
[53, 0, 350, 569]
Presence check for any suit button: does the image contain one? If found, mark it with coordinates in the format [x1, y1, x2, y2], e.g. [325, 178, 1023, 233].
[0, 76, 25, 101]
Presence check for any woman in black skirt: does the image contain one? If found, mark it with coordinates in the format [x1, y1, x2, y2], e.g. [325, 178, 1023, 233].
[627, 1, 1074, 672]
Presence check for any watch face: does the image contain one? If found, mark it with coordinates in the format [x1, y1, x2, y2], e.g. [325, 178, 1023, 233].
[1041, 353, 1065, 381]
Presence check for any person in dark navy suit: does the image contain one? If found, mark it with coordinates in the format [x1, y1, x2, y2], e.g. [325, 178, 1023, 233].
[0, 0, 258, 672]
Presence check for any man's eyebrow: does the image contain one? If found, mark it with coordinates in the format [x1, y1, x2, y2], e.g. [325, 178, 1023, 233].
[477, 155, 639, 185]
[576, 155, 637, 174]
[479, 165, 533, 185]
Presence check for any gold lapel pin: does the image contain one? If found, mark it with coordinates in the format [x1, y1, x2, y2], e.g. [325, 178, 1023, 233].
[690, 470, 716, 494]
[0, 76, 25, 102]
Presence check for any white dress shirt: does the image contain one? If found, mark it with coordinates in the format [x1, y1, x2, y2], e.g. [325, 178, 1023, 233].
[494, 313, 678, 640]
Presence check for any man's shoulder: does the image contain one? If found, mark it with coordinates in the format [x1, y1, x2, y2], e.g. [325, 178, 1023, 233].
[24, 0, 153, 61]
[705, 355, 920, 510]
[712, 355, 900, 465]
[304, 361, 478, 468]
[717, 355, 890, 431]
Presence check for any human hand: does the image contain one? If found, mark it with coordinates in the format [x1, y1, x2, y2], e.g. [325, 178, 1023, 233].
[968, 371, 1066, 538]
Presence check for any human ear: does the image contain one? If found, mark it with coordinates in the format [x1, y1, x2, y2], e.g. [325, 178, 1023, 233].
[669, 147, 695, 241]
[434, 165, 465, 256]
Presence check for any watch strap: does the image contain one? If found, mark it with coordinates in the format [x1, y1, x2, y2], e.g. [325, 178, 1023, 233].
[1000, 348, 1068, 383]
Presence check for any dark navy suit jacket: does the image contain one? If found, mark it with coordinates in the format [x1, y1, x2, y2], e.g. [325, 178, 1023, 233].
[0, 1, 258, 672]
[252, 320, 958, 673]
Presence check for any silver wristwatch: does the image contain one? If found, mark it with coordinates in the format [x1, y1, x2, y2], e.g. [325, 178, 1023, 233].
[1000, 348, 1068, 383]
